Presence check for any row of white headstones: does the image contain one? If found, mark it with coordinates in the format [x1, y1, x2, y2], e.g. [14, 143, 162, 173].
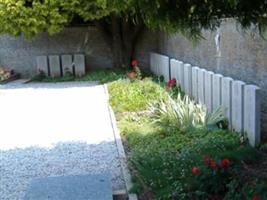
[150, 52, 261, 147]
[36, 54, 85, 77]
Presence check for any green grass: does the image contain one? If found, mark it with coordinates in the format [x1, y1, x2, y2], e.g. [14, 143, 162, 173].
[108, 78, 168, 112]
[78, 68, 126, 83]
[30, 68, 127, 84]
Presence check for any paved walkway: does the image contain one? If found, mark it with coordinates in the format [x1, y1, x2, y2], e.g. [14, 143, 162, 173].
[0, 81, 125, 200]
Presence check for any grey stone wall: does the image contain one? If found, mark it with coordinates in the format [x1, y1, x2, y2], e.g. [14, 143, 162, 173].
[158, 20, 267, 137]
[0, 27, 158, 77]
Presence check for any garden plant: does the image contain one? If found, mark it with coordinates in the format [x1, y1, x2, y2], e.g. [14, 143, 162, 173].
[107, 62, 267, 200]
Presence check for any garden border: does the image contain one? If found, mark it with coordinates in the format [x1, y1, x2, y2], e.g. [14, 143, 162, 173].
[104, 84, 138, 200]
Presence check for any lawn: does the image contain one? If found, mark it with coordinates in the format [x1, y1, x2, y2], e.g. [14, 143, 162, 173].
[107, 70, 267, 200]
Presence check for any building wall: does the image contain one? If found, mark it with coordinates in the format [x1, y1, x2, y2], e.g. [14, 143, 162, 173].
[0, 26, 158, 77]
[158, 20, 267, 136]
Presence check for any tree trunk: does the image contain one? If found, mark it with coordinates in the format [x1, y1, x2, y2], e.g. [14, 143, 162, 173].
[95, 15, 145, 68]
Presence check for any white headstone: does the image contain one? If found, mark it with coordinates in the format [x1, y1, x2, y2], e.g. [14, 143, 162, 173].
[184, 64, 192, 97]
[231, 80, 245, 133]
[178, 61, 185, 91]
[192, 66, 200, 101]
[244, 85, 261, 147]
[49, 55, 61, 77]
[156, 54, 160, 76]
[204, 71, 214, 112]
[150, 53, 157, 75]
[159, 55, 170, 82]
[221, 77, 233, 128]
[61, 55, 73, 76]
[36, 56, 48, 75]
[212, 74, 223, 111]
[150, 53, 154, 73]
[74, 54, 85, 77]
[170, 59, 179, 82]
[197, 68, 206, 104]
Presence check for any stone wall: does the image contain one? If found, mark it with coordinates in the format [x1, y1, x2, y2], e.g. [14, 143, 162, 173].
[158, 20, 267, 136]
[0, 26, 158, 77]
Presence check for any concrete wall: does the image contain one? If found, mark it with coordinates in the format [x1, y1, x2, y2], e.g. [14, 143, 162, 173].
[0, 26, 158, 77]
[158, 20, 267, 137]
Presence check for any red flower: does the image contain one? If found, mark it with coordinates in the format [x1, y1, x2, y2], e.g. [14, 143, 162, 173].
[131, 60, 138, 67]
[209, 159, 217, 169]
[252, 194, 260, 200]
[192, 167, 201, 174]
[221, 159, 230, 168]
[127, 71, 137, 79]
[204, 155, 211, 165]
[167, 78, 177, 88]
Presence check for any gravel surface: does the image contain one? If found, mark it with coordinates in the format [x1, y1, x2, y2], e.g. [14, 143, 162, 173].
[0, 81, 125, 200]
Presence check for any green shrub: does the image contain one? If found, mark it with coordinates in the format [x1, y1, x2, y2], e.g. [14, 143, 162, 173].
[30, 69, 126, 83]
[108, 78, 168, 112]
[149, 94, 225, 132]
[79, 69, 126, 83]
[225, 179, 267, 200]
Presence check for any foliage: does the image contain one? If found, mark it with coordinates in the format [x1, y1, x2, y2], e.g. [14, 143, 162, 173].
[108, 78, 168, 112]
[0, 0, 266, 39]
[127, 59, 142, 81]
[149, 94, 225, 132]
[0, 0, 68, 37]
[30, 69, 126, 84]
[108, 76, 265, 199]
[78, 69, 126, 83]
[225, 179, 267, 200]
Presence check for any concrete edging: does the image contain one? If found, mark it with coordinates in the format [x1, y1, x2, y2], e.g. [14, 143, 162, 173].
[104, 84, 138, 200]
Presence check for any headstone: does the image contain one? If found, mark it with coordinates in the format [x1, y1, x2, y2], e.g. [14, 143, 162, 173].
[49, 55, 61, 77]
[244, 85, 261, 146]
[197, 68, 206, 104]
[159, 54, 170, 82]
[150, 53, 156, 74]
[204, 71, 214, 112]
[178, 61, 185, 91]
[231, 80, 245, 133]
[170, 59, 179, 82]
[74, 54, 86, 77]
[23, 174, 113, 200]
[221, 77, 233, 128]
[212, 74, 223, 111]
[36, 56, 49, 75]
[61, 55, 73, 76]
[192, 66, 200, 101]
[184, 64, 192, 97]
[155, 54, 160, 76]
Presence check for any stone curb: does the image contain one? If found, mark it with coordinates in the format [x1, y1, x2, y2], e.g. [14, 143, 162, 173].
[104, 84, 138, 200]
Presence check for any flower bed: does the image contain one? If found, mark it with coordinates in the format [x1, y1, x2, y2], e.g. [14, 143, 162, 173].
[0, 67, 20, 84]
[108, 62, 267, 200]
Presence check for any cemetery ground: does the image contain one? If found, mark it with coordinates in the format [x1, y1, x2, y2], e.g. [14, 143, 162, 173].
[33, 68, 267, 199]
[1, 68, 267, 199]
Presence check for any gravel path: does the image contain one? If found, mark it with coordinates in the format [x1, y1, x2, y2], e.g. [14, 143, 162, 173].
[0, 81, 125, 200]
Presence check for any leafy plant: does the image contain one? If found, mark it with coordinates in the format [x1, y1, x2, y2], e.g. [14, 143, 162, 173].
[107, 75, 265, 199]
[225, 179, 267, 200]
[30, 69, 47, 82]
[108, 78, 168, 112]
[149, 94, 225, 132]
